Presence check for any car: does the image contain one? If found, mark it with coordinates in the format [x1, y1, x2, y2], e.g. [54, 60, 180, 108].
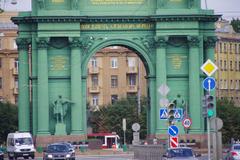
[0, 150, 4, 160]
[162, 147, 201, 160]
[43, 143, 75, 160]
[225, 143, 240, 160]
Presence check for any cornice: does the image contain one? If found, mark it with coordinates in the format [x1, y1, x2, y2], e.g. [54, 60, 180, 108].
[11, 14, 221, 24]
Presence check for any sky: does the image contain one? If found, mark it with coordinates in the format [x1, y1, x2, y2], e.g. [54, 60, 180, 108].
[2, 0, 240, 20]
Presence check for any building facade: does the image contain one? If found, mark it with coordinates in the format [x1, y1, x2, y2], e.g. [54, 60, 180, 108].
[87, 46, 147, 108]
[0, 12, 18, 104]
[215, 20, 240, 104]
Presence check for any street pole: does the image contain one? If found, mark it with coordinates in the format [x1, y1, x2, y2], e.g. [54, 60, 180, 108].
[207, 89, 211, 160]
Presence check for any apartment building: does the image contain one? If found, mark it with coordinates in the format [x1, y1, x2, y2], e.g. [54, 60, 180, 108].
[215, 20, 240, 104]
[87, 46, 147, 108]
[0, 12, 18, 104]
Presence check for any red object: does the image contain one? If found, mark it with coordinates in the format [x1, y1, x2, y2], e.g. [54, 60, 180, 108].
[231, 151, 238, 156]
[170, 136, 178, 148]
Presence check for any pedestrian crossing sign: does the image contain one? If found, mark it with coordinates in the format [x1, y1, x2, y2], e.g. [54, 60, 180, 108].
[160, 108, 168, 120]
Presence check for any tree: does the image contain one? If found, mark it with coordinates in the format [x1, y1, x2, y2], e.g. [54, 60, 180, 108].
[89, 96, 147, 144]
[231, 19, 240, 33]
[0, 102, 18, 145]
[217, 98, 240, 144]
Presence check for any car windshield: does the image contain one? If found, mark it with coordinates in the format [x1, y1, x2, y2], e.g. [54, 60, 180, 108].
[47, 145, 69, 153]
[169, 148, 194, 157]
[233, 145, 240, 150]
[15, 138, 33, 145]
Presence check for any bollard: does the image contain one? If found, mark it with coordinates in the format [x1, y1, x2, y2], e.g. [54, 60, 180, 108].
[122, 144, 127, 152]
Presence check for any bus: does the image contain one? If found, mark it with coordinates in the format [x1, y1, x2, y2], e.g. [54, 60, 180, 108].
[87, 133, 120, 149]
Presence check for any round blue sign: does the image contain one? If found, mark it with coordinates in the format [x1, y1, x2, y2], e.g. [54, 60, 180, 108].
[202, 77, 216, 91]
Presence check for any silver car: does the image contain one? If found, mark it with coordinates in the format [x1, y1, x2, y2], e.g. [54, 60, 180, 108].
[162, 147, 200, 160]
[225, 144, 240, 160]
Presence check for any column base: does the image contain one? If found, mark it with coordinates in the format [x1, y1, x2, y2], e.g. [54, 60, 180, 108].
[71, 130, 85, 135]
[55, 123, 66, 135]
[37, 131, 51, 135]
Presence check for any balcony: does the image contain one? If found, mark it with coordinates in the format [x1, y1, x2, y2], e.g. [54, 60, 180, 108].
[13, 87, 18, 94]
[88, 67, 99, 74]
[127, 85, 138, 93]
[127, 67, 138, 74]
[89, 86, 100, 93]
[12, 68, 18, 75]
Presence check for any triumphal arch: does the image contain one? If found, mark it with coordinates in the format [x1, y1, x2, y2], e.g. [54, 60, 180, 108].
[12, 0, 219, 144]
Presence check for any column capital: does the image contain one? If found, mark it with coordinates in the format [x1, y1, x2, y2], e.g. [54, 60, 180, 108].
[187, 36, 200, 48]
[36, 38, 49, 49]
[154, 36, 169, 48]
[69, 37, 81, 48]
[204, 36, 218, 49]
[16, 38, 31, 50]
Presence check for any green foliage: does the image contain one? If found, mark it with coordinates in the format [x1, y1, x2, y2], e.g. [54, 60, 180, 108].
[89, 96, 147, 144]
[217, 98, 240, 144]
[0, 102, 18, 144]
[231, 18, 240, 33]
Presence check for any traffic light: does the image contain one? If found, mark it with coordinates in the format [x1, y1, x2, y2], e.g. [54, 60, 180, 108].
[202, 96, 207, 118]
[167, 103, 175, 124]
[206, 95, 214, 118]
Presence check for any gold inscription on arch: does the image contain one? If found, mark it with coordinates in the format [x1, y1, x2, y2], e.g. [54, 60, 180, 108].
[91, 0, 144, 5]
[169, 54, 187, 70]
[80, 23, 154, 30]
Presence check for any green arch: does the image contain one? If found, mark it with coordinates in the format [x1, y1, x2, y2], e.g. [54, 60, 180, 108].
[82, 38, 155, 78]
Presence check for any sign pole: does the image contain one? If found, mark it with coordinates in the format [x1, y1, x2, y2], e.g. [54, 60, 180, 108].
[207, 91, 211, 160]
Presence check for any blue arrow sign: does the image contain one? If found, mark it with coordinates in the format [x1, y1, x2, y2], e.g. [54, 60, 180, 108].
[160, 108, 168, 120]
[203, 77, 216, 91]
[168, 125, 179, 137]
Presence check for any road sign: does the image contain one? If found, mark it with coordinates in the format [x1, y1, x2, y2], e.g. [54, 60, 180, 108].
[201, 59, 218, 76]
[160, 98, 169, 107]
[158, 84, 170, 96]
[182, 118, 192, 129]
[132, 123, 141, 132]
[160, 108, 183, 120]
[203, 77, 216, 91]
[210, 117, 223, 131]
[168, 125, 179, 137]
[174, 108, 183, 120]
[160, 108, 168, 120]
[170, 136, 178, 148]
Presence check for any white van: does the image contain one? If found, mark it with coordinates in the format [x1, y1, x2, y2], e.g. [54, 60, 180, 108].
[7, 132, 35, 159]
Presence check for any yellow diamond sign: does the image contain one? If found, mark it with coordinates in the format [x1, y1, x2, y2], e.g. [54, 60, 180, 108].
[201, 59, 218, 76]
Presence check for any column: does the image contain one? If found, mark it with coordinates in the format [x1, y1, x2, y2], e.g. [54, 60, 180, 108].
[187, 36, 201, 132]
[36, 38, 50, 135]
[155, 36, 168, 133]
[69, 37, 83, 134]
[147, 76, 156, 134]
[16, 38, 30, 132]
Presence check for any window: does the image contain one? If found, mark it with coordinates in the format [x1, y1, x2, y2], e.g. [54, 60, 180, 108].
[224, 61, 227, 70]
[92, 94, 99, 106]
[14, 58, 18, 72]
[236, 80, 239, 89]
[90, 57, 97, 68]
[220, 79, 223, 89]
[0, 77, 2, 89]
[111, 57, 118, 68]
[224, 79, 228, 89]
[220, 60, 222, 70]
[235, 44, 238, 54]
[127, 57, 136, 67]
[111, 95, 118, 104]
[0, 39, 2, 50]
[0, 58, 2, 68]
[220, 42, 222, 53]
[224, 43, 227, 53]
[111, 75, 118, 88]
[230, 61, 233, 70]
[13, 39, 17, 49]
[230, 44, 232, 53]
[91, 75, 98, 87]
[235, 61, 238, 71]
[128, 74, 136, 86]
[14, 77, 18, 88]
[230, 80, 234, 89]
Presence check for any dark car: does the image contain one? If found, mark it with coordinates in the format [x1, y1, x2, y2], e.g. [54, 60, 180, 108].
[162, 147, 201, 160]
[0, 150, 4, 160]
[43, 143, 75, 160]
